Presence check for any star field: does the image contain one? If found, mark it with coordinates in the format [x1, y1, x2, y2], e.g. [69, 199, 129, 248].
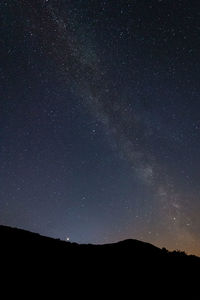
[1, 0, 200, 255]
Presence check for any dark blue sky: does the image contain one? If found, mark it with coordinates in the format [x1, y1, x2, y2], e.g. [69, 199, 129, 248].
[1, 0, 200, 255]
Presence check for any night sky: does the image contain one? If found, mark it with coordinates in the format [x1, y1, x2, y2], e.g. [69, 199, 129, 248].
[1, 0, 200, 256]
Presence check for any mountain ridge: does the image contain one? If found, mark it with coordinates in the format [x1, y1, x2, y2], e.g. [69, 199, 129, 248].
[0, 224, 199, 259]
[1, 224, 200, 293]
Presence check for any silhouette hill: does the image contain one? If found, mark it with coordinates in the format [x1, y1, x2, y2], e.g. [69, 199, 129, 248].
[1, 224, 200, 296]
[1, 225, 199, 267]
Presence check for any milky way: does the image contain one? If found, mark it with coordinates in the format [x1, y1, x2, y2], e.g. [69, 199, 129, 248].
[1, 0, 200, 255]
[41, 1, 193, 246]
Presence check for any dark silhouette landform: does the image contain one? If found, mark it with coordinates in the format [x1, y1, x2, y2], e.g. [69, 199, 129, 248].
[1, 223, 200, 297]
[1, 225, 199, 269]
[0, 226, 200, 299]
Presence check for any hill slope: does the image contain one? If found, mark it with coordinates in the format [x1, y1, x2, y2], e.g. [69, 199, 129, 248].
[0, 225, 199, 266]
[1, 224, 200, 295]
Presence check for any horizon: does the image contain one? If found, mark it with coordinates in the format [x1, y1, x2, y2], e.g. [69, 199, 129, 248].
[1, 223, 199, 257]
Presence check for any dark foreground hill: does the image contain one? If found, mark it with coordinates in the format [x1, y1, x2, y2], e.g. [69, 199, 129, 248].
[1, 225, 199, 267]
[1, 224, 199, 295]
